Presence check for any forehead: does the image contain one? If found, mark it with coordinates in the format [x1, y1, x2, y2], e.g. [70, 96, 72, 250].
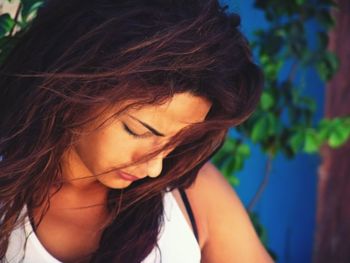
[125, 92, 212, 136]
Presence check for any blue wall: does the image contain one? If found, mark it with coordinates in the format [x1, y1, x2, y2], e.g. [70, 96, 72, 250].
[219, 1, 325, 262]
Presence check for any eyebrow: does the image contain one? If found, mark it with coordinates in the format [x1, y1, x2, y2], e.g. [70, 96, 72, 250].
[128, 115, 165, 137]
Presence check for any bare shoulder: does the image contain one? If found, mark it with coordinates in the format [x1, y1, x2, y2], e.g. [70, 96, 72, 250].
[186, 161, 274, 263]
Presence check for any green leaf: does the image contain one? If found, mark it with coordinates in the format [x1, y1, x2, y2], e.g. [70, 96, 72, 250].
[289, 130, 305, 153]
[0, 14, 15, 37]
[211, 149, 226, 166]
[318, 31, 329, 49]
[237, 143, 251, 158]
[261, 92, 274, 110]
[306, 99, 316, 113]
[316, 52, 339, 81]
[220, 160, 231, 178]
[318, 123, 331, 140]
[328, 124, 350, 148]
[224, 137, 235, 149]
[21, 0, 44, 22]
[316, 9, 335, 29]
[275, 28, 287, 38]
[227, 175, 240, 186]
[304, 129, 321, 153]
[266, 113, 278, 136]
[251, 116, 269, 143]
[263, 58, 283, 78]
[233, 155, 244, 171]
[259, 53, 269, 65]
[325, 52, 339, 75]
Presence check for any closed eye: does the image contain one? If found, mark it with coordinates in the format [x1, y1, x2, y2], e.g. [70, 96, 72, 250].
[122, 122, 151, 139]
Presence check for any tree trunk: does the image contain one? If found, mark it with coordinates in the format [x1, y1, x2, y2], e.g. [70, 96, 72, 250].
[314, 1, 350, 262]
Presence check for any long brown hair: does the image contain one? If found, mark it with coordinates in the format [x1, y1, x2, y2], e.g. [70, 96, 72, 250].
[0, 0, 263, 262]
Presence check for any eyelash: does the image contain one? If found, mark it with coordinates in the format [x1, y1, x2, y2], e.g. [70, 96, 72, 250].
[122, 123, 149, 139]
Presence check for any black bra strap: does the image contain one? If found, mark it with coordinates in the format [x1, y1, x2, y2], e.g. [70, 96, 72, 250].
[179, 188, 199, 243]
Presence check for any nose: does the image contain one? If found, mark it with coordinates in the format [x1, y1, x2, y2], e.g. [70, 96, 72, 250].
[147, 154, 163, 178]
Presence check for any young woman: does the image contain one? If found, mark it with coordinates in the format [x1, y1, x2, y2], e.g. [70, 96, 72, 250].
[0, 0, 274, 262]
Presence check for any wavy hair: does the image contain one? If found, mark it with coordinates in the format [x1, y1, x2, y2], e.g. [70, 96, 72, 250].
[0, 0, 263, 262]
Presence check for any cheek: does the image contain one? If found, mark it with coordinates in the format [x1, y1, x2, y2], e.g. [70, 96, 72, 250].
[73, 125, 131, 172]
[92, 123, 156, 170]
[93, 127, 135, 167]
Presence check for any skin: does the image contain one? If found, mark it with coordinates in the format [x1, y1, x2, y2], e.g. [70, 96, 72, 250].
[32, 92, 273, 262]
[185, 162, 274, 262]
[60, 92, 212, 192]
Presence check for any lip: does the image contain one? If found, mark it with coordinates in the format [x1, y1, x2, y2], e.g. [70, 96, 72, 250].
[116, 171, 140, 181]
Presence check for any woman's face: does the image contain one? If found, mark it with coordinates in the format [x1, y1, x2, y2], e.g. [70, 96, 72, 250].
[62, 92, 212, 190]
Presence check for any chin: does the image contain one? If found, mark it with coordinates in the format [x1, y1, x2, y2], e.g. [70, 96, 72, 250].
[97, 176, 133, 189]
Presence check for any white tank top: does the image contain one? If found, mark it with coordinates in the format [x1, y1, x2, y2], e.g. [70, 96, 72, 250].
[5, 191, 201, 263]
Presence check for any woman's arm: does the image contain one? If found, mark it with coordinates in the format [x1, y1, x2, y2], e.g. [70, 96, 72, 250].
[187, 162, 274, 263]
